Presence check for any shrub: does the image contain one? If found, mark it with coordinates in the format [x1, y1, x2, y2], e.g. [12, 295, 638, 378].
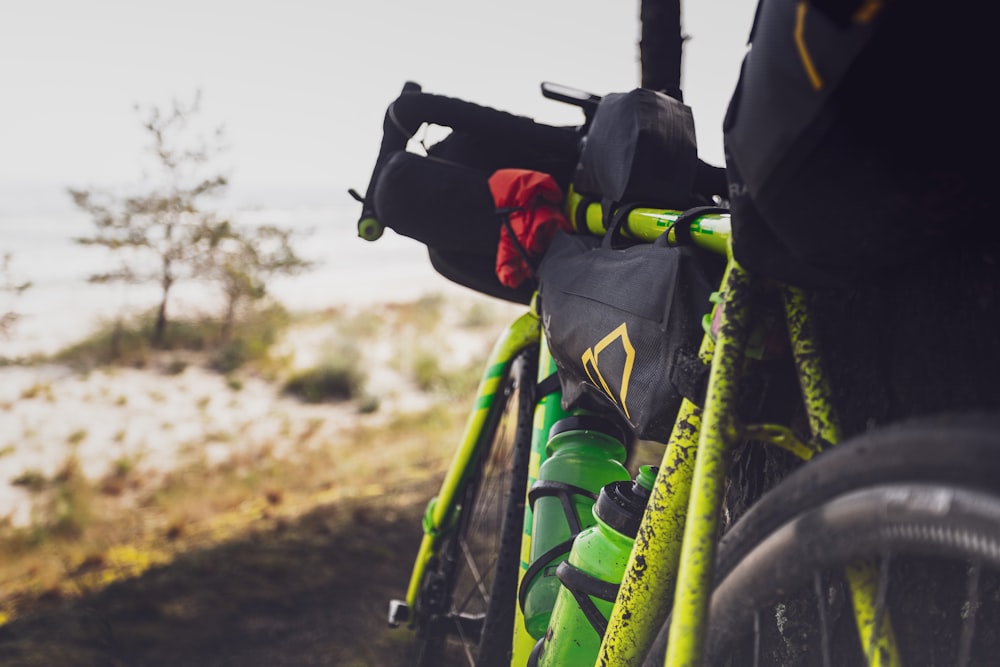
[211, 304, 289, 373]
[54, 304, 290, 374]
[283, 360, 365, 403]
[411, 350, 442, 392]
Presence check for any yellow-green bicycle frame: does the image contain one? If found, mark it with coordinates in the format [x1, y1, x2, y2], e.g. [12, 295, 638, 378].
[398, 191, 902, 666]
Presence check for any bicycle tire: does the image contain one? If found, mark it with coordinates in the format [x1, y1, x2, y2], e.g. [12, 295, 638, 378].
[715, 413, 1000, 583]
[413, 348, 537, 667]
[707, 482, 1000, 665]
[644, 413, 1000, 666]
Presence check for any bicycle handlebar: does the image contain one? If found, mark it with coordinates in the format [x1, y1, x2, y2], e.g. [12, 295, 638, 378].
[353, 81, 423, 240]
[540, 82, 602, 123]
[353, 81, 594, 241]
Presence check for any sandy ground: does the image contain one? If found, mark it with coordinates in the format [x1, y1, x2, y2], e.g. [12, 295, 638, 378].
[0, 293, 525, 528]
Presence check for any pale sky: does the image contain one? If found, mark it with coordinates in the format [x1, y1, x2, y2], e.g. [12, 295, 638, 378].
[0, 0, 756, 212]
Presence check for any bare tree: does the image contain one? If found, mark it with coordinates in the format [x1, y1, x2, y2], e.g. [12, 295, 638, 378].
[197, 221, 312, 340]
[69, 92, 227, 346]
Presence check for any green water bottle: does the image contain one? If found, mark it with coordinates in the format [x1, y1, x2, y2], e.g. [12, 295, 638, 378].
[531, 466, 658, 667]
[520, 415, 631, 640]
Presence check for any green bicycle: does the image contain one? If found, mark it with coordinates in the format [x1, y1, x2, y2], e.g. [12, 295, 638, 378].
[351, 14, 999, 667]
[355, 170, 1000, 667]
[356, 174, 1000, 665]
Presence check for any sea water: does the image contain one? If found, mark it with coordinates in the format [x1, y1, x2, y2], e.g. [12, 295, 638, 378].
[0, 198, 460, 357]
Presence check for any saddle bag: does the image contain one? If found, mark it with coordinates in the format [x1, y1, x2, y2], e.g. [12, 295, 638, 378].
[537, 219, 719, 442]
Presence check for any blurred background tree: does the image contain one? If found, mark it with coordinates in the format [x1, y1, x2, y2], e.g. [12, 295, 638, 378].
[197, 221, 312, 340]
[69, 92, 310, 347]
[69, 92, 226, 346]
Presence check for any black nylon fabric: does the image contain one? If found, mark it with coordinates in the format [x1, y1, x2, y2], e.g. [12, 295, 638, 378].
[428, 247, 534, 305]
[573, 88, 698, 207]
[367, 100, 581, 301]
[725, 0, 994, 287]
[373, 151, 498, 255]
[537, 231, 716, 442]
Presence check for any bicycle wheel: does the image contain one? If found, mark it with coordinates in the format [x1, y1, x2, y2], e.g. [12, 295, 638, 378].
[412, 348, 537, 667]
[645, 413, 1000, 666]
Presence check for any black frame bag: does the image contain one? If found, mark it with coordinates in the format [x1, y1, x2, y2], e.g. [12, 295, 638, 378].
[537, 219, 718, 442]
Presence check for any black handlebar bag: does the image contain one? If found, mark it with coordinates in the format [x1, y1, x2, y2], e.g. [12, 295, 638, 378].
[368, 90, 581, 304]
[537, 223, 718, 442]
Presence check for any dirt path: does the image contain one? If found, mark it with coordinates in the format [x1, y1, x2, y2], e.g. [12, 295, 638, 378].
[0, 486, 431, 667]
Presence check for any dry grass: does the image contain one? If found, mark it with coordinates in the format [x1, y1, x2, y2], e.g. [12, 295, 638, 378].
[0, 398, 467, 624]
[0, 291, 527, 667]
[0, 295, 498, 631]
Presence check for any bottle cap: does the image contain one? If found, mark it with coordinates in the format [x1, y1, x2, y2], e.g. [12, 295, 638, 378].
[548, 414, 628, 444]
[594, 466, 659, 538]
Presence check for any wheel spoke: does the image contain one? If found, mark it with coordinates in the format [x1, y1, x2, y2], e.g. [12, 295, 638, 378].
[411, 352, 537, 667]
[956, 560, 982, 667]
[681, 419, 1000, 667]
[458, 536, 494, 608]
[454, 616, 476, 667]
[813, 571, 831, 667]
[752, 611, 760, 667]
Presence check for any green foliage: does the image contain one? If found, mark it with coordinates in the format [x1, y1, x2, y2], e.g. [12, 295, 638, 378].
[408, 294, 445, 332]
[10, 456, 91, 537]
[283, 363, 364, 403]
[197, 221, 313, 339]
[67, 429, 88, 446]
[283, 340, 367, 403]
[50, 456, 91, 539]
[12, 470, 47, 492]
[357, 394, 381, 414]
[166, 359, 188, 375]
[409, 347, 485, 398]
[19, 382, 53, 401]
[460, 302, 495, 329]
[336, 310, 384, 340]
[54, 304, 290, 374]
[55, 311, 210, 370]
[210, 304, 290, 373]
[411, 349, 442, 392]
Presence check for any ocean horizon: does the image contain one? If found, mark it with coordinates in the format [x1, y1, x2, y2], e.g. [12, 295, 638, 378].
[1, 193, 476, 358]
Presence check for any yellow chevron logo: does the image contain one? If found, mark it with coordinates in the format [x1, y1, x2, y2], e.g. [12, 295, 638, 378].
[581, 322, 635, 419]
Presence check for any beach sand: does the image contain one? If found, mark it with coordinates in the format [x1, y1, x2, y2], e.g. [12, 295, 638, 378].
[0, 290, 525, 528]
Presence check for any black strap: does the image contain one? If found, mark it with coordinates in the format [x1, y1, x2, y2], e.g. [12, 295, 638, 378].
[600, 198, 617, 241]
[527, 480, 598, 535]
[669, 348, 710, 406]
[555, 560, 621, 638]
[665, 206, 730, 246]
[574, 195, 601, 233]
[497, 207, 539, 284]
[600, 199, 627, 249]
[602, 200, 677, 249]
[536, 372, 562, 399]
[518, 537, 576, 614]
